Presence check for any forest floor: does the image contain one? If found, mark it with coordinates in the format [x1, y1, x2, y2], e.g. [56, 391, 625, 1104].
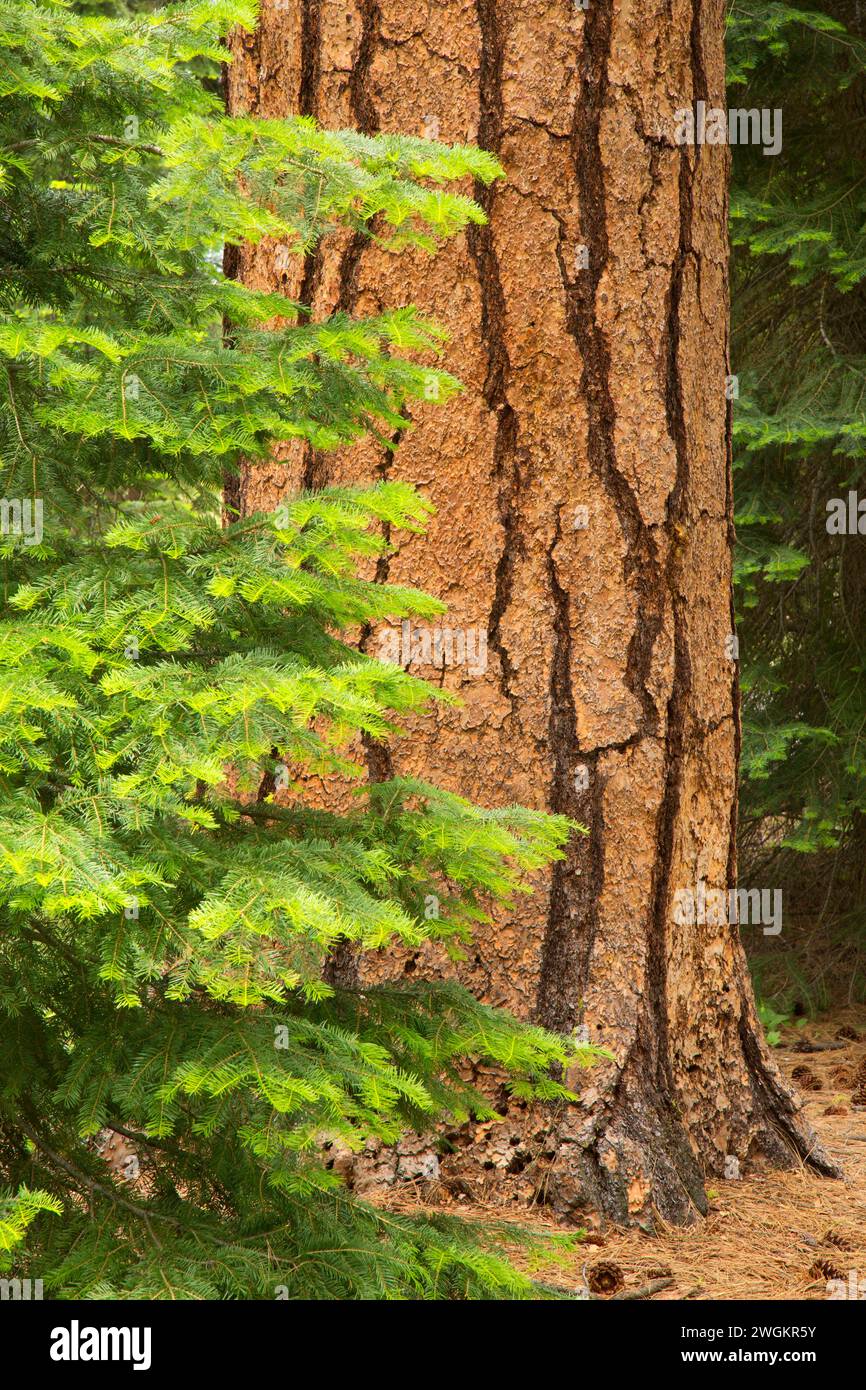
[381, 1007, 866, 1301]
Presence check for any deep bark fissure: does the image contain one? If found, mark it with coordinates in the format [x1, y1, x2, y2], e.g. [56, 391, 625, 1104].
[724, 269, 740, 904]
[220, 242, 248, 521]
[536, 511, 605, 1032]
[326, 403, 406, 985]
[298, 0, 321, 118]
[467, 0, 524, 713]
[349, 0, 382, 135]
[302, 3, 380, 490]
[596, 1, 711, 1222]
[644, 0, 705, 1126]
[569, 11, 664, 741]
[296, 1, 324, 488]
[356, 417, 409, 651]
[538, 0, 664, 1033]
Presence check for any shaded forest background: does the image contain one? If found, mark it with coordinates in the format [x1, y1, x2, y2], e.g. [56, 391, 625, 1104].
[729, 0, 866, 1016]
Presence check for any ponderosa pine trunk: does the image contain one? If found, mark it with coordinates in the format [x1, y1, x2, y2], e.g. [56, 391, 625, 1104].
[226, 0, 838, 1224]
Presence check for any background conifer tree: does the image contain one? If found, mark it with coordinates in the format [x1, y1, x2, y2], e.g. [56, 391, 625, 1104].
[729, 2, 866, 1008]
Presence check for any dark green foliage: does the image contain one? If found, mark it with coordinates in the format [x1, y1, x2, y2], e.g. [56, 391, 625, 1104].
[0, 0, 594, 1297]
[729, 1, 866, 1000]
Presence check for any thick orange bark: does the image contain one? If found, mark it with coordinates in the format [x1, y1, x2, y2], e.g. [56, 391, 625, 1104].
[226, 0, 837, 1223]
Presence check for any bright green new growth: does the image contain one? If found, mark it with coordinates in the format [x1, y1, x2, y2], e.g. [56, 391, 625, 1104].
[0, 0, 593, 1298]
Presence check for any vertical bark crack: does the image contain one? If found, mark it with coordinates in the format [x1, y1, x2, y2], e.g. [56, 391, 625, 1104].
[349, 0, 382, 135]
[308, 1, 382, 490]
[536, 511, 605, 1031]
[297, 0, 324, 487]
[630, 0, 709, 1188]
[539, 0, 663, 1030]
[299, 0, 321, 118]
[467, 0, 524, 713]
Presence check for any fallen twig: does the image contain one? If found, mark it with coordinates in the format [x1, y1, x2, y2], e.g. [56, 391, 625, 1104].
[590, 1277, 675, 1301]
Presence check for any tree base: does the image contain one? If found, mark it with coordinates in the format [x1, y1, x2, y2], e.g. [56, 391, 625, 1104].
[546, 1028, 841, 1228]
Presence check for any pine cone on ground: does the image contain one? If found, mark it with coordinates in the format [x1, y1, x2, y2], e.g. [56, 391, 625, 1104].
[835, 1026, 861, 1042]
[822, 1230, 854, 1251]
[791, 1064, 822, 1091]
[587, 1260, 625, 1295]
[809, 1258, 844, 1282]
